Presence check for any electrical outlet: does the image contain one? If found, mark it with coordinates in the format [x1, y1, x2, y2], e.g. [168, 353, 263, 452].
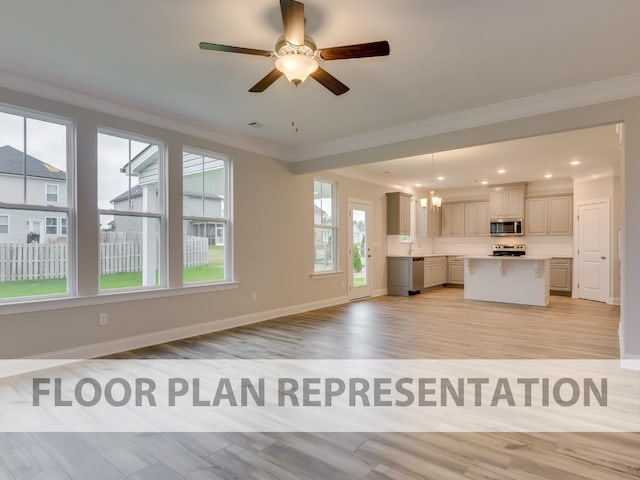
[99, 313, 109, 326]
[251, 292, 257, 302]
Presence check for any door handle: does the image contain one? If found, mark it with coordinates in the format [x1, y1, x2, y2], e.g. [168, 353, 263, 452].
[601, 256, 606, 260]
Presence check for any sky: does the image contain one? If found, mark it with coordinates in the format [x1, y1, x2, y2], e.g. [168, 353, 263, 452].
[0, 110, 148, 210]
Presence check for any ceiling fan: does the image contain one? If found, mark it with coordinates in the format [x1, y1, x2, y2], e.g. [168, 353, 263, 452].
[199, 0, 390, 96]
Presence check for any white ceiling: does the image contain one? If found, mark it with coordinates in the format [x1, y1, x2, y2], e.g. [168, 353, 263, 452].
[331, 124, 622, 193]
[1, 1, 639, 163]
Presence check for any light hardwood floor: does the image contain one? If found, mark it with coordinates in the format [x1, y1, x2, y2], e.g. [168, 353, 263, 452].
[2, 289, 638, 480]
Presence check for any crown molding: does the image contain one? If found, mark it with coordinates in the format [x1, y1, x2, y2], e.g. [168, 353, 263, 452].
[0, 69, 289, 161]
[572, 166, 616, 184]
[285, 73, 640, 162]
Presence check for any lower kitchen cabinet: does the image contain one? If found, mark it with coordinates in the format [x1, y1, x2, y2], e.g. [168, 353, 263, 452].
[423, 256, 447, 288]
[447, 256, 465, 285]
[550, 257, 572, 295]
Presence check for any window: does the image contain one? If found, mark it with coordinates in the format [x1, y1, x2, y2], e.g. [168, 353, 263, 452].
[60, 217, 67, 235]
[182, 148, 231, 284]
[98, 130, 165, 291]
[314, 179, 337, 272]
[0, 106, 72, 301]
[46, 184, 59, 203]
[45, 217, 58, 235]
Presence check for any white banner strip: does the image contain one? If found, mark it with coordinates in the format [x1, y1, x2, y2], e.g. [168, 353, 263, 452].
[0, 359, 638, 432]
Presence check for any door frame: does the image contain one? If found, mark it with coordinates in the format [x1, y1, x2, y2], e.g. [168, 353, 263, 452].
[347, 198, 373, 300]
[574, 197, 611, 303]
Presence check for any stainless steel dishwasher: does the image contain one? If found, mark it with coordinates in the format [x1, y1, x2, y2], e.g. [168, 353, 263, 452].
[411, 257, 424, 293]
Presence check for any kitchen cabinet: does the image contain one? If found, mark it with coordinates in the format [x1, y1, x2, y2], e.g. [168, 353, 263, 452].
[447, 256, 465, 285]
[423, 256, 447, 288]
[525, 196, 573, 236]
[525, 197, 547, 234]
[387, 192, 412, 235]
[464, 201, 489, 236]
[441, 203, 465, 237]
[550, 257, 572, 295]
[489, 186, 525, 218]
[548, 196, 573, 235]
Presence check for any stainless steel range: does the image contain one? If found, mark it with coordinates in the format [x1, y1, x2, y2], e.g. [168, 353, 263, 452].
[492, 244, 527, 256]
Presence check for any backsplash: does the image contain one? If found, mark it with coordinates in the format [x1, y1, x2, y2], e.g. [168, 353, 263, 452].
[387, 235, 573, 257]
[387, 235, 433, 256]
[431, 236, 573, 257]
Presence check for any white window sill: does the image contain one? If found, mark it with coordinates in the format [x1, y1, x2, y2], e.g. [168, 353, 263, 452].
[310, 271, 344, 280]
[0, 281, 242, 316]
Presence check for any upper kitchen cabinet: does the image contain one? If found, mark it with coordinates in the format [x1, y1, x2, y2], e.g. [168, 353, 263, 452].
[525, 195, 573, 236]
[464, 201, 489, 236]
[442, 203, 465, 237]
[387, 192, 412, 235]
[489, 185, 526, 218]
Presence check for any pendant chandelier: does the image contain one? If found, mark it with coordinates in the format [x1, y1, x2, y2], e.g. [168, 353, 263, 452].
[430, 153, 442, 210]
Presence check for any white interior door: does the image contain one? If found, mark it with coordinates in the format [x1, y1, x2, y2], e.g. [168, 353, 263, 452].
[577, 201, 609, 302]
[348, 199, 372, 300]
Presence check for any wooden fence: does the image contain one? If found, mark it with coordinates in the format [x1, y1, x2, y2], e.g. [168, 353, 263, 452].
[184, 236, 209, 268]
[0, 243, 67, 281]
[0, 236, 209, 281]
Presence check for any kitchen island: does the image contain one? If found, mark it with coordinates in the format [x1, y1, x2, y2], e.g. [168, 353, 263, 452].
[464, 256, 551, 306]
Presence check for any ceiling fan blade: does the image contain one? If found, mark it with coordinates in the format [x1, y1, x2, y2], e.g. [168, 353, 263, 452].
[249, 69, 284, 93]
[310, 67, 349, 96]
[280, 0, 305, 46]
[319, 41, 390, 60]
[199, 42, 273, 57]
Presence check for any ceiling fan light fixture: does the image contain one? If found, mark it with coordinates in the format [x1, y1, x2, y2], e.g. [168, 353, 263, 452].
[275, 53, 318, 85]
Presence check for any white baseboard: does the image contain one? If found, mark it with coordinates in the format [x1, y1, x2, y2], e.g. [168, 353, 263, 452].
[619, 325, 640, 370]
[0, 295, 350, 378]
[620, 356, 640, 370]
[610, 297, 621, 305]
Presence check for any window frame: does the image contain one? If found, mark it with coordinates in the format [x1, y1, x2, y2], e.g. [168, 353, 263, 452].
[313, 178, 339, 274]
[45, 216, 58, 235]
[97, 127, 167, 293]
[45, 183, 59, 203]
[181, 146, 233, 285]
[0, 103, 76, 303]
[0, 214, 8, 234]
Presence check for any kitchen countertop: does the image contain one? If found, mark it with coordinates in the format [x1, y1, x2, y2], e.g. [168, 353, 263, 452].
[387, 254, 449, 258]
[388, 253, 572, 258]
[465, 255, 552, 260]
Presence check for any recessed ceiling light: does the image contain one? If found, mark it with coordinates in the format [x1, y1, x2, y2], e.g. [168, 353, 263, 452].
[544, 174, 553, 179]
[570, 160, 581, 166]
[414, 183, 422, 187]
[437, 176, 445, 181]
[481, 180, 489, 185]
[497, 169, 506, 174]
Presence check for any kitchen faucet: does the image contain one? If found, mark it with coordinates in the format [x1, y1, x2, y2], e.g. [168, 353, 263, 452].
[408, 239, 419, 255]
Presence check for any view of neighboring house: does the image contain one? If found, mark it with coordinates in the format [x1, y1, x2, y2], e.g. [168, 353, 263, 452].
[0, 145, 67, 244]
[109, 147, 226, 245]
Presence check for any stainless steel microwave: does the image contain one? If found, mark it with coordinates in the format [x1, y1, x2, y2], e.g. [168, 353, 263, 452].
[490, 219, 523, 236]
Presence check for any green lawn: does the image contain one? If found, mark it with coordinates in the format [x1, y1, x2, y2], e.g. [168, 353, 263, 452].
[0, 246, 225, 299]
[352, 276, 367, 287]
